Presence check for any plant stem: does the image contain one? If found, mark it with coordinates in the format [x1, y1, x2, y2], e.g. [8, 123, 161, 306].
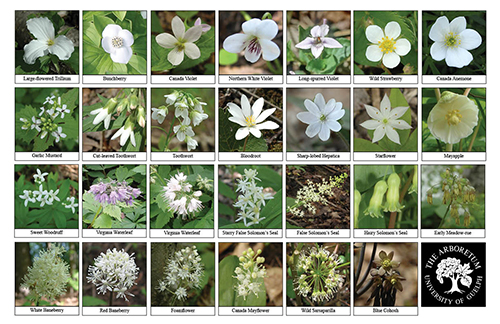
[463, 88, 471, 96]
[459, 139, 463, 151]
[163, 120, 176, 151]
[336, 131, 350, 150]
[434, 88, 441, 101]
[242, 136, 249, 152]
[445, 143, 453, 152]
[438, 203, 452, 229]
[468, 115, 482, 152]
[109, 290, 114, 306]
[388, 212, 397, 229]
[90, 205, 103, 228]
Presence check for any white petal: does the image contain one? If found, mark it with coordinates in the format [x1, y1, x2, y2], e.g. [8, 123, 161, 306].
[168, 48, 185, 66]
[322, 37, 343, 48]
[430, 41, 447, 61]
[102, 36, 114, 53]
[235, 127, 250, 140]
[252, 98, 264, 119]
[227, 102, 245, 122]
[295, 37, 314, 49]
[26, 17, 55, 41]
[49, 35, 74, 60]
[171, 16, 185, 40]
[102, 24, 122, 39]
[323, 99, 336, 115]
[379, 95, 391, 115]
[384, 21, 401, 39]
[459, 29, 482, 50]
[223, 33, 251, 53]
[305, 122, 321, 138]
[310, 44, 324, 58]
[365, 25, 384, 43]
[449, 16, 466, 35]
[327, 109, 345, 121]
[111, 127, 124, 140]
[249, 127, 262, 138]
[372, 125, 386, 143]
[388, 118, 412, 130]
[310, 25, 322, 38]
[304, 99, 321, 116]
[318, 124, 331, 141]
[240, 95, 252, 118]
[389, 106, 409, 120]
[445, 47, 473, 68]
[325, 119, 342, 132]
[255, 19, 278, 40]
[23, 40, 49, 64]
[228, 116, 247, 127]
[382, 52, 401, 69]
[184, 25, 202, 43]
[111, 46, 133, 64]
[365, 45, 383, 62]
[130, 131, 136, 147]
[156, 33, 177, 48]
[256, 120, 279, 130]
[394, 38, 411, 56]
[313, 93, 326, 110]
[241, 18, 261, 35]
[429, 16, 450, 42]
[184, 42, 201, 59]
[118, 29, 134, 47]
[260, 39, 280, 61]
[244, 45, 262, 63]
[296, 112, 318, 125]
[120, 129, 131, 146]
[385, 126, 401, 144]
[364, 104, 382, 121]
[360, 119, 381, 130]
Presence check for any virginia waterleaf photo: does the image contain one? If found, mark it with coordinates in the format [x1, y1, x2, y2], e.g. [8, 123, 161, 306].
[83, 11, 147, 75]
[219, 88, 282, 152]
[152, 11, 215, 75]
[82, 164, 146, 229]
[422, 11, 485, 75]
[151, 88, 215, 152]
[422, 88, 485, 152]
[219, 165, 282, 229]
[15, 165, 79, 229]
[354, 88, 417, 152]
[150, 165, 214, 230]
[16, 88, 79, 153]
[353, 11, 417, 75]
[287, 11, 351, 75]
[354, 165, 418, 229]
[15, 11, 79, 75]
[82, 88, 146, 152]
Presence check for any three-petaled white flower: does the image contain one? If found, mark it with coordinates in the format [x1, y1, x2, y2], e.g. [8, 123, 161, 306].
[223, 18, 281, 63]
[296, 93, 345, 141]
[101, 24, 134, 64]
[156, 16, 202, 66]
[365, 21, 411, 69]
[111, 119, 136, 147]
[227, 94, 279, 140]
[360, 94, 412, 144]
[23, 17, 75, 65]
[295, 23, 343, 58]
[428, 16, 482, 69]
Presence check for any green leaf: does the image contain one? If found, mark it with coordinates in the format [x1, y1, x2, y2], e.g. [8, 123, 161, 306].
[218, 255, 239, 306]
[218, 180, 236, 200]
[53, 211, 67, 229]
[93, 212, 113, 228]
[93, 15, 116, 35]
[219, 49, 238, 66]
[113, 11, 127, 21]
[103, 204, 122, 221]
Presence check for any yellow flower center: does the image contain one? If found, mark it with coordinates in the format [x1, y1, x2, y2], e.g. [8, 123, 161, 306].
[47, 39, 55, 46]
[382, 259, 392, 268]
[445, 109, 462, 126]
[378, 36, 396, 54]
[245, 115, 256, 127]
[444, 32, 461, 49]
[111, 36, 124, 48]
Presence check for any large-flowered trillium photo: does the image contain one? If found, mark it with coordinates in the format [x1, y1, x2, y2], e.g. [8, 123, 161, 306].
[82, 11, 147, 75]
[353, 11, 418, 75]
[15, 11, 79, 75]
[422, 88, 485, 153]
[152, 11, 215, 75]
[219, 11, 283, 75]
[354, 88, 417, 152]
[219, 88, 282, 152]
[423, 11, 486, 75]
[287, 11, 351, 75]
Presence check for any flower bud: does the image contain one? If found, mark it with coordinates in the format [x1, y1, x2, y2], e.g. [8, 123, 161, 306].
[116, 97, 129, 114]
[364, 180, 388, 218]
[450, 204, 459, 219]
[427, 189, 433, 205]
[129, 94, 138, 110]
[104, 97, 118, 114]
[137, 105, 146, 128]
[464, 211, 471, 227]
[384, 173, 404, 212]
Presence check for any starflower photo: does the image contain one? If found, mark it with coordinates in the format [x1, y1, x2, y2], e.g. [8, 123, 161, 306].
[82, 11, 147, 75]
[353, 11, 417, 75]
[219, 243, 282, 307]
[354, 88, 417, 152]
[219, 165, 281, 230]
[287, 11, 351, 75]
[151, 243, 215, 307]
[287, 88, 349, 152]
[15, 11, 79, 75]
[152, 11, 215, 75]
[422, 88, 485, 153]
[83, 242, 146, 307]
[219, 88, 282, 153]
[219, 11, 283, 75]
[422, 11, 485, 75]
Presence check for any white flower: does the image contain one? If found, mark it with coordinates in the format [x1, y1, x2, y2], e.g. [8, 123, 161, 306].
[296, 93, 345, 141]
[173, 117, 195, 141]
[186, 136, 198, 152]
[23, 17, 75, 65]
[52, 126, 67, 143]
[151, 107, 167, 124]
[223, 18, 281, 63]
[295, 23, 342, 58]
[227, 94, 279, 140]
[31, 116, 41, 132]
[101, 24, 134, 64]
[155, 16, 202, 66]
[365, 21, 411, 69]
[427, 91, 478, 144]
[111, 122, 136, 147]
[360, 94, 412, 144]
[63, 196, 78, 213]
[429, 16, 482, 68]
[33, 169, 49, 183]
[90, 107, 113, 129]
[190, 109, 208, 127]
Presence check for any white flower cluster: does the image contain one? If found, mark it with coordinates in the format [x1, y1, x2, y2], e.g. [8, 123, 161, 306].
[86, 248, 140, 301]
[20, 95, 69, 143]
[18, 168, 78, 213]
[163, 172, 204, 219]
[21, 244, 71, 303]
[233, 169, 274, 227]
[152, 90, 209, 151]
[295, 246, 344, 303]
[233, 248, 267, 300]
[156, 245, 204, 301]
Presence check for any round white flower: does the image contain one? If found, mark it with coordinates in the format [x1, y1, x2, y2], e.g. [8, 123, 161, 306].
[156, 16, 202, 66]
[365, 21, 411, 69]
[429, 16, 482, 68]
[101, 24, 134, 64]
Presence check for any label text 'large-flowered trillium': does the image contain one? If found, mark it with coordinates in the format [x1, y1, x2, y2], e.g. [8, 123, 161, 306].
[223, 18, 281, 63]
[101, 24, 134, 64]
[429, 16, 482, 69]
[23, 17, 75, 65]
[365, 21, 411, 69]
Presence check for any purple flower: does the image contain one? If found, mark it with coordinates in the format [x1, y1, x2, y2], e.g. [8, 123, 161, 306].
[88, 179, 141, 206]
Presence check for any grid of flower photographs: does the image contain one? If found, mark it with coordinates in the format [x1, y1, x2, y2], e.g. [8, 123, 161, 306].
[13, 8, 487, 318]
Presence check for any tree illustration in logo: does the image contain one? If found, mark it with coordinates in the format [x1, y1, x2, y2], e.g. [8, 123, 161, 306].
[436, 257, 473, 294]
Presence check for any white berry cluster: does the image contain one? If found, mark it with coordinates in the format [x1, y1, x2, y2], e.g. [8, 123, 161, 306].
[233, 248, 267, 300]
[86, 248, 140, 301]
[163, 172, 204, 219]
[21, 244, 71, 303]
[156, 245, 204, 302]
[233, 169, 274, 227]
